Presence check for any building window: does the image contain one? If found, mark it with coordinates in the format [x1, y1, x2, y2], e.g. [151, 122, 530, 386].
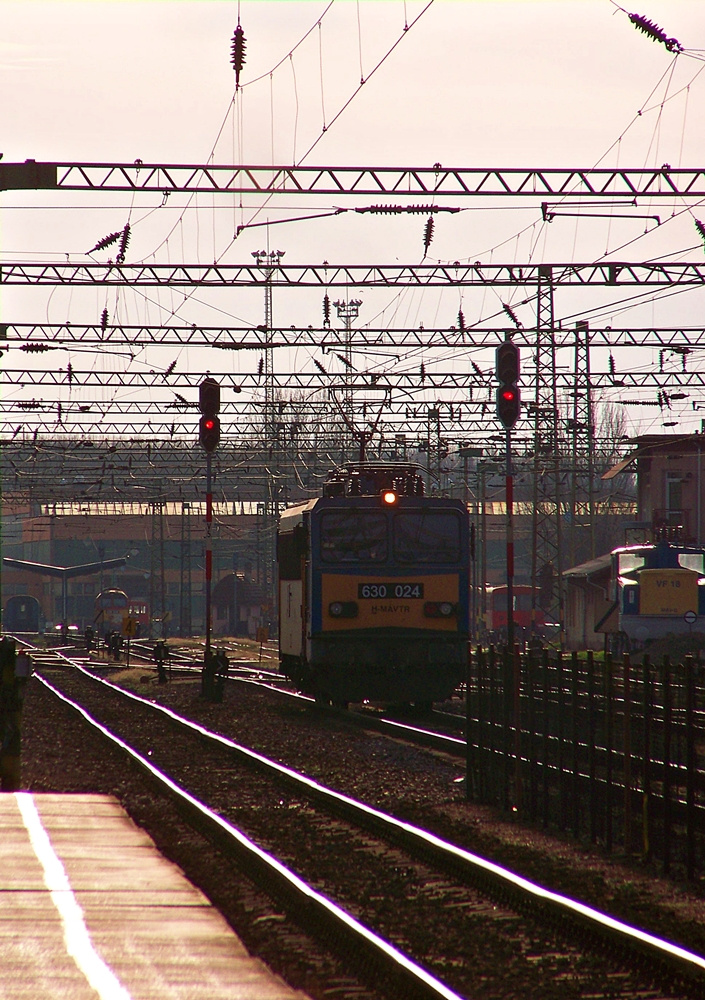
[666, 473, 683, 511]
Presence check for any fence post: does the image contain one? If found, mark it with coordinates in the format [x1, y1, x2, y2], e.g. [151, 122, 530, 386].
[605, 651, 613, 853]
[623, 651, 633, 854]
[488, 644, 497, 804]
[557, 649, 567, 830]
[526, 644, 537, 821]
[465, 645, 474, 802]
[587, 649, 597, 844]
[685, 654, 696, 880]
[642, 654, 652, 862]
[513, 643, 522, 814]
[571, 650, 580, 839]
[503, 644, 513, 812]
[542, 646, 550, 828]
[663, 654, 672, 875]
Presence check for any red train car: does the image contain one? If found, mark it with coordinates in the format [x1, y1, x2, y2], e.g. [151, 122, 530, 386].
[485, 584, 545, 639]
[95, 589, 149, 636]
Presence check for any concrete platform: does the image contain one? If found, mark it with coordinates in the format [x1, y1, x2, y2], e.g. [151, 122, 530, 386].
[0, 792, 311, 1000]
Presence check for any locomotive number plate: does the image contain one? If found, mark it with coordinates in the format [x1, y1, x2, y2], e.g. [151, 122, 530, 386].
[358, 582, 424, 599]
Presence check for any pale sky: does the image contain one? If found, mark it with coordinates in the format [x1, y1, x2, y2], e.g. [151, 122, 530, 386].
[2, 0, 705, 443]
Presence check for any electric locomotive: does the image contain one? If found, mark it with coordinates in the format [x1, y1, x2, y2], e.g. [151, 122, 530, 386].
[278, 463, 470, 705]
[94, 589, 149, 636]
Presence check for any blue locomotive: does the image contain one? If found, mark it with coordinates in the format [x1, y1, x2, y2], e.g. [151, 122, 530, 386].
[617, 540, 705, 645]
[277, 463, 470, 706]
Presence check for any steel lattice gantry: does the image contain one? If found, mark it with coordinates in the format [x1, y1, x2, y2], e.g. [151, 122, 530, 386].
[3, 322, 705, 350]
[3, 261, 705, 287]
[2, 365, 704, 394]
[3, 161, 705, 197]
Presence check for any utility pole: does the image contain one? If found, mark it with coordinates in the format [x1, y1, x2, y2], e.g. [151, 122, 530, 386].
[496, 340, 520, 648]
[198, 378, 220, 686]
[570, 320, 595, 565]
[334, 297, 362, 460]
[252, 250, 284, 634]
[531, 266, 564, 643]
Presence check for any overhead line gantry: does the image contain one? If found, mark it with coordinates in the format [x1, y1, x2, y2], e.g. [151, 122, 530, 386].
[3, 261, 705, 287]
[3, 161, 705, 198]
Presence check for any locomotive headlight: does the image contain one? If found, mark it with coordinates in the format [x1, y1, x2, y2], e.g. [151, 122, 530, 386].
[329, 601, 358, 619]
[381, 490, 397, 505]
[424, 601, 457, 618]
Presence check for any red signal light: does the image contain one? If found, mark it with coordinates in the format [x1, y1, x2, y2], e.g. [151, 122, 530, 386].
[501, 388, 516, 401]
[199, 414, 220, 452]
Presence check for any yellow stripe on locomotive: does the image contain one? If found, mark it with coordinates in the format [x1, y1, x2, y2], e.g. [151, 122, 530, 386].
[321, 574, 460, 632]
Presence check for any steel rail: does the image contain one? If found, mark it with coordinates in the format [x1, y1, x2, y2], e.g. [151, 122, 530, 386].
[3, 161, 705, 198]
[37, 655, 705, 994]
[33, 668, 465, 1000]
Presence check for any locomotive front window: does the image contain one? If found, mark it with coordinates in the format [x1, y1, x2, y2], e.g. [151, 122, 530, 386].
[320, 512, 388, 562]
[393, 512, 461, 563]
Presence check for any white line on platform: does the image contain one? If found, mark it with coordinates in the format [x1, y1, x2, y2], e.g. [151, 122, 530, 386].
[15, 792, 133, 1000]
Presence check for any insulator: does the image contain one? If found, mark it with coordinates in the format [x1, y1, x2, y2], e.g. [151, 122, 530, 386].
[21, 343, 54, 353]
[258, 358, 264, 376]
[695, 219, 705, 245]
[362, 204, 404, 214]
[116, 224, 131, 264]
[66, 363, 73, 385]
[423, 216, 434, 254]
[314, 358, 327, 375]
[164, 359, 177, 379]
[357, 204, 447, 215]
[609, 354, 616, 375]
[628, 13, 682, 53]
[101, 307, 109, 332]
[323, 294, 331, 327]
[502, 302, 521, 328]
[471, 361, 484, 380]
[420, 363, 426, 384]
[457, 309, 465, 332]
[231, 24, 247, 87]
[90, 230, 121, 253]
[659, 350, 664, 371]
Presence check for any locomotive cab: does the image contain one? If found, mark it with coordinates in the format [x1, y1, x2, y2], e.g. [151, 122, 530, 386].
[278, 464, 470, 705]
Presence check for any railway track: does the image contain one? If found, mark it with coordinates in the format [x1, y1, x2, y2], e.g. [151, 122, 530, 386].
[19, 645, 705, 1000]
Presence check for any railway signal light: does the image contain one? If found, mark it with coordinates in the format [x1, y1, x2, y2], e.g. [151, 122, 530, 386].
[199, 377, 221, 453]
[199, 414, 220, 453]
[495, 341, 521, 429]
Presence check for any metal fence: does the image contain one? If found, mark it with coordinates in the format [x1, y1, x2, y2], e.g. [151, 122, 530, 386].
[465, 646, 705, 879]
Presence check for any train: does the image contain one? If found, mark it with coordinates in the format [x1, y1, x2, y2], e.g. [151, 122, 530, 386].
[484, 584, 547, 640]
[616, 540, 705, 646]
[2, 595, 42, 634]
[94, 589, 150, 636]
[277, 463, 471, 707]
